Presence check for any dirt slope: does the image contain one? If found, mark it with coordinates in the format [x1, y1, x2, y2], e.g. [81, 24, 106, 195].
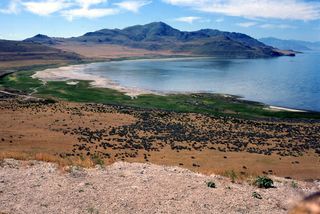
[0, 159, 319, 214]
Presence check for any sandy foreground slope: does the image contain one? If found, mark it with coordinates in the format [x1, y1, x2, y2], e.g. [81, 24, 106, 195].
[0, 159, 319, 214]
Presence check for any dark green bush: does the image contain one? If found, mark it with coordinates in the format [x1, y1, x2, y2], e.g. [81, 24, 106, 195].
[207, 181, 216, 188]
[254, 176, 274, 188]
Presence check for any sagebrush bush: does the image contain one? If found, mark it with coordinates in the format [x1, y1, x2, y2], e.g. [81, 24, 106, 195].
[207, 181, 216, 188]
[254, 176, 274, 188]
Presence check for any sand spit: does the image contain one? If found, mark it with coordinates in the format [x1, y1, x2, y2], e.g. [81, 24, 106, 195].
[31, 64, 156, 97]
[0, 159, 319, 214]
[267, 106, 307, 113]
[31, 57, 211, 97]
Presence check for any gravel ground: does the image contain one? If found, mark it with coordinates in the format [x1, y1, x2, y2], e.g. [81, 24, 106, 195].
[0, 159, 319, 214]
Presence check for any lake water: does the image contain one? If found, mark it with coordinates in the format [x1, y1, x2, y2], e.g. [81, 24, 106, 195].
[39, 52, 320, 111]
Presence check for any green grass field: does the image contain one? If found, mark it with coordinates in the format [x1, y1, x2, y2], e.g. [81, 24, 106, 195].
[1, 69, 320, 119]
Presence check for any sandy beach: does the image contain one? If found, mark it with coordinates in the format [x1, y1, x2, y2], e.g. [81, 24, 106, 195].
[268, 106, 307, 112]
[31, 64, 156, 97]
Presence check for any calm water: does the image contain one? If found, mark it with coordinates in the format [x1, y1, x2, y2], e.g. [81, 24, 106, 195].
[80, 52, 320, 111]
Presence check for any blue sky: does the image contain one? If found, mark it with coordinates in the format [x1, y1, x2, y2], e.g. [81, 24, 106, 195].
[0, 0, 319, 41]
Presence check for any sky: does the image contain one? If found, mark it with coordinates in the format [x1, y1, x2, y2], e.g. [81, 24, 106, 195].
[0, 0, 319, 41]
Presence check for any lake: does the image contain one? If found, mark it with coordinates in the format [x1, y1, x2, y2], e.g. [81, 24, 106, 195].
[36, 52, 320, 112]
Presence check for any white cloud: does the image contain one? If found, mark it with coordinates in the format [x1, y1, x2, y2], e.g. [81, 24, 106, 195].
[214, 18, 224, 23]
[236, 22, 257, 27]
[22, 0, 71, 16]
[163, 0, 320, 21]
[260, 24, 296, 29]
[114, 0, 151, 13]
[0, 0, 21, 14]
[174, 16, 201, 24]
[61, 0, 119, 21]
[62, 7, 119, 21]
[0, 0, 149, 20]
[164, 0, 207, 6]
[76, 0, 107, 9]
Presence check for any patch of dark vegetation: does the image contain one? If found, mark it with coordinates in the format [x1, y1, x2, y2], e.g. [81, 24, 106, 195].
[1, 96, 320, 172]
[254, 176, 274, 189]
[6, 99, 315, 161]
[207, 181, 216, 188]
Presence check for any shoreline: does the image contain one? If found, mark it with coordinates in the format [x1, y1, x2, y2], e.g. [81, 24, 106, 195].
[31, 59, 313, 113]
[31, 63, 158, 97]
[267, 106, 307, 113]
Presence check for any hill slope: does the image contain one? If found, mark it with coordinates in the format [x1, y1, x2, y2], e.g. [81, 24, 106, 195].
[0, 39, 83, 77]
[0, 159, 317, 214]
[25, 22, 292, 58]
[0, 39, 82, 61]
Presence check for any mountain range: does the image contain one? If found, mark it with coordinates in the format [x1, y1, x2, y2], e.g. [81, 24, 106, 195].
[23, 22, 293, 58]
[259, 37, 320, 52]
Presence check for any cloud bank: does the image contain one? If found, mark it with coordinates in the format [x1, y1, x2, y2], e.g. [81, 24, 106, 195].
[0, 0, 150, 20]
[163, 0, 320, 21]
[114, 0, 151, 13]
[2, 0, 319, 22]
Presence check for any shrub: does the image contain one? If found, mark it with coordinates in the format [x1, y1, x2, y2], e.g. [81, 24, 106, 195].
[207, 181, 216, 188]
[291, 181, 298, 188]
[252, 191, 262, 199]
[254, 176, 274, 188]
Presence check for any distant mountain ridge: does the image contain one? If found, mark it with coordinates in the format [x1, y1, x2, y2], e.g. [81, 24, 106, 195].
[259, 37, 320, 51]
[25, 22, 293, 58]
[24, 34, 58, 45]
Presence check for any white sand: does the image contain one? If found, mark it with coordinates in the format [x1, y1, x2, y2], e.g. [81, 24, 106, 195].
[66, 81, 79, 85]
[32, 64, 155, 97]
[31, 58, 211, 98]
[267, 106, 307, 112]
